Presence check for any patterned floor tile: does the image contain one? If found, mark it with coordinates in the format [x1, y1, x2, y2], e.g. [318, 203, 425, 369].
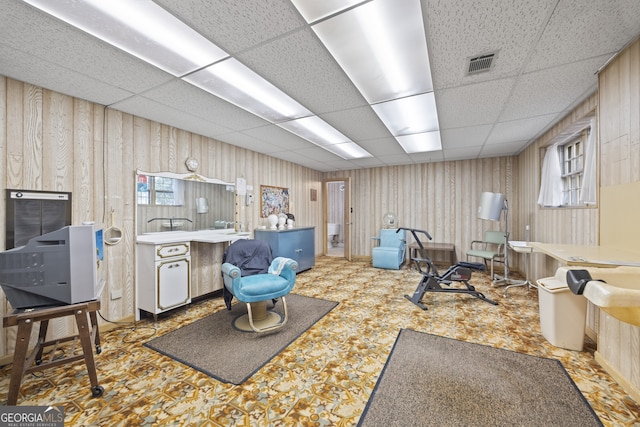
[1, 257, 639, 426]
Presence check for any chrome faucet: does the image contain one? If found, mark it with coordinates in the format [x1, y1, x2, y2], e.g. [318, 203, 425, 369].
[225, 221, 244, 231]
[147, 217, 193, 231]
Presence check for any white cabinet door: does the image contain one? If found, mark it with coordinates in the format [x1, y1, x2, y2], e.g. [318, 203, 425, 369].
[157, 258, 190, 310]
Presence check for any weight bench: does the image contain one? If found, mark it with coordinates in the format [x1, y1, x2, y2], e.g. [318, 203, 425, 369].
[399, 227, 498, 310]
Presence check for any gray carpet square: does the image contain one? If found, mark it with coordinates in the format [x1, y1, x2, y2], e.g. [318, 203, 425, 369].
[144, 294, 337, 384]
[358, 329, 602, 426]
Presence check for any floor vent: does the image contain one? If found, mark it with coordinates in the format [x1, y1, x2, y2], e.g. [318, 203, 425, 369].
[466, 52, 496, 75]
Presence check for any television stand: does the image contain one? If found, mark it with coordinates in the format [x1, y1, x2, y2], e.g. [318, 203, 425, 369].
[3, 299, 103, 405]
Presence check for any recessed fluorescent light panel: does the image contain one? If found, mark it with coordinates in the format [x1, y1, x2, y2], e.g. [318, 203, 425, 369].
[23, 0, 228, 76]
[372, 92, 439, 136]
[396, 131, 442, 154]
[24, 0, 371, 159]
[25, 0, 373, 161]
[292, 0, 366, 22]
[184, 58, 313, 123]
[278, 117, 373, 159]
[301, 0, 432, 104]
[292, 0, 441, 155]
[322, 142, 373, 159]
[279, 116, 348, 146]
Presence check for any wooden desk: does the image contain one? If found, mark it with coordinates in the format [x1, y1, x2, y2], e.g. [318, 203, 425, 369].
[408, 242, 456, 265]
[3, 300, 104, 405]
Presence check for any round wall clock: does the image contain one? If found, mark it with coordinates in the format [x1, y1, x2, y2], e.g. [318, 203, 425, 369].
[185, 157, 199, 172]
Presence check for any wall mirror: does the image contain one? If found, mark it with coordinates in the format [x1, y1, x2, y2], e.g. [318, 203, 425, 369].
[135, 170, 235, 234]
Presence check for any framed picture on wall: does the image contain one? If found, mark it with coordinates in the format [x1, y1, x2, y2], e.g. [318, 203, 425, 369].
[260, 185, 290, 217]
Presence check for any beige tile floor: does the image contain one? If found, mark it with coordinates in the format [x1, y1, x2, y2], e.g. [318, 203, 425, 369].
[1, 257, 639, 426]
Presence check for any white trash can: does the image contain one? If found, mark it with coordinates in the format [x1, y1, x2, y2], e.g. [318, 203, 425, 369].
[537, 268, 588, 351]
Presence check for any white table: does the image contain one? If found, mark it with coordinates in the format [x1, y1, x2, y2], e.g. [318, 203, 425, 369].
[504, 241, 538, 296]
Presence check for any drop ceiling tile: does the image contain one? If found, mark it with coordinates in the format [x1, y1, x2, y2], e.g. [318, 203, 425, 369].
[111, 96, 235, 138]
[220, 132, 287, 155]
[479, 140, 528, 157]
[500, 56, 605, 121]
[0, 44, 134, 105]
[291, 146, 352, 162]
[240, 124, 318, 151]
[3, 0, 638, 171]
[267, 149, 319, 165]
[487, 114, 557, 145]
[318, 158, 363, 171]
[290, 0, 365, 23]
[444, 146, 483, 161]
[318, 106, 390, 141]
[409, 151, 445, 163]
[525, 0, 640, 73]
[379, 153, 414, 166]
[423, 0, 557, 89]
[140, 79, 269, 131]
[156, 0, 305, 54]
[0, 1, 173, 96]
[297, 156, 360, 172]
[305, 161, 340, 172]
[356, 137, 407, 156]
[440, 125, 492, 149]
[436, 78, 515, 129]
[347, 157, 387, 168]
[237, 28, 367, 114]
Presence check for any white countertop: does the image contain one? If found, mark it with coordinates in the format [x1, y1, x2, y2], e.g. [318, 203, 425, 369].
[531, 242, 640, 267]
[508, 240, 537, 253]
[136, 229, 251, 245]
[254, 226, 315, 232]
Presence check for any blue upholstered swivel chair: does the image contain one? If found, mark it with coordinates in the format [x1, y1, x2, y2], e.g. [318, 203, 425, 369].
[222, 239, 298, 332]
[372, 229, 406, 269]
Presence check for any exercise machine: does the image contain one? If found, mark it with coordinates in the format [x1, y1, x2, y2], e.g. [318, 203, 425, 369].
[399, 227, 498, 310]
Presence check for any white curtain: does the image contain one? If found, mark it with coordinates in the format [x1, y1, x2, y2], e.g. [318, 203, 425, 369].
[579, 118, 597, 205]
[538, 144, 563, 207]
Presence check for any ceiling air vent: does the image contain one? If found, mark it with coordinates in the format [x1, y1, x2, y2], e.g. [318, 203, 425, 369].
[466, 52, 496, 75]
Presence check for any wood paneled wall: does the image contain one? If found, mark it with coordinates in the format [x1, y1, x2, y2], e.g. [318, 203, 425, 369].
[515, 94, 601, 342]
[596, 37, 640, 399]
[0, 75, 517, 359]
[324, 157, 514, 262]
[516, 94, 600, 277]
[0, 76, 325, 359]
[599, 38, 640, 187]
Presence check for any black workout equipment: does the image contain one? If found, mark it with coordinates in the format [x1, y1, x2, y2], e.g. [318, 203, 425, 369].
[399, 227, 498, 310]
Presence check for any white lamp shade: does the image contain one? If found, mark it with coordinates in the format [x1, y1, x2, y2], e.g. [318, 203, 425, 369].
[478, 192, 505, 221]
[196, 197, 209, 214]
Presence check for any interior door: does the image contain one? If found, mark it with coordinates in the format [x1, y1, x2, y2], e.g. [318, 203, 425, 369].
[343, 178, 352, 261]
[323, 178, 351, 260]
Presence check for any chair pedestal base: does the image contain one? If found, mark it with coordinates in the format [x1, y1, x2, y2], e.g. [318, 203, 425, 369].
[233, 299, 287, 332]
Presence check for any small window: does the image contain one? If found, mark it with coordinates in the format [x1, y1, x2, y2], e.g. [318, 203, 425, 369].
[538, 117, 596, 208]
[137, 175, 184, 206]
[560, 136, 583, 206]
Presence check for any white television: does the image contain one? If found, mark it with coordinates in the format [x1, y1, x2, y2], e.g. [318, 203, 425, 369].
[0, 224, 105, 308]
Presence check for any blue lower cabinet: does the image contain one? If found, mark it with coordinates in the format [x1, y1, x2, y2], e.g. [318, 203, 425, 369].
[254, 227, 315, 272]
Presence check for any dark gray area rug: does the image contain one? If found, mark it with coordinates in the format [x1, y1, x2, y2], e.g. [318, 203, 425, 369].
[358, 329, 602, 427]
[144, 294, 337, 384]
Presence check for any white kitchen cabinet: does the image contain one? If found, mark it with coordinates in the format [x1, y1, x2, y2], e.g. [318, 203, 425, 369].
[136, 242, 191, 320]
